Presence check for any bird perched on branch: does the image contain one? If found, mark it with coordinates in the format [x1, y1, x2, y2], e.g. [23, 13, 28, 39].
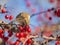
[9, 12, 30, 32]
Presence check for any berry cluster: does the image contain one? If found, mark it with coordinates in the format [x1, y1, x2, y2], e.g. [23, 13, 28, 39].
[0, 25, 32, 45]
[5, 15, 13, 20]
[0, 8, 13, 20]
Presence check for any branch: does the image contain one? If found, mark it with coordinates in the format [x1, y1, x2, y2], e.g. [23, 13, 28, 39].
[42, 35, 56, 40]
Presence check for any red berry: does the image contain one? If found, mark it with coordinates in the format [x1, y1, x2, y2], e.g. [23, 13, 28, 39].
[16, 32, 25, 38]
[0, 33, 4, 38]
[24, 25, 29, 31]
[32, 8, 36, 13]
[55, 41, 60, 45]
[4, 37, 8, 42]
[5, 15, 9, 19]
[56, 9, 60, 17]
[8, 30, 13, 37]
[49, 0, 55, 3]
[25, 25, 29, 29]
[0, 29, 3, 33]
[1, 8, 6, 13]
[18, 26, 23, 31]
[9, 15, 13, 20]
[26, 2, 31, 7]
[0, 29, 4, 38]
[49, 17, 52, 20]
[14, 40, 20, 45]
[27, 43, 31, 45]
[24, 33, 27, 38]
[19, 32, 24, 37]
[10, 41, 15, 45]
[27, 39, 32, 43]
[54, 9, 60, 17]
[27, 28, 31, 33]
[25, 43, 27, 45]
[16, 33, 20, 38]
[54, 10, 57, 15]
[47, 9, 51, 12]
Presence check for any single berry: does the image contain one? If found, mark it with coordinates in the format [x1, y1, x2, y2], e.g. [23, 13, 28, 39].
[26, 2, 31, 7]
[56, 9, 60, 17]
[1, 8, 6, 13]
[18, 26, 23, 31]
[16, 33, 20, 38]
[47, 9, 51, 12]
[49, 0, 55, 3]
[49, 17, 52, 20]
[27, 28, 31, 33]
[5, 15, 9, 19]
[9, 15, 13, 20]
[27, 39, 32, 43]
[19, 32, 25, 37]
